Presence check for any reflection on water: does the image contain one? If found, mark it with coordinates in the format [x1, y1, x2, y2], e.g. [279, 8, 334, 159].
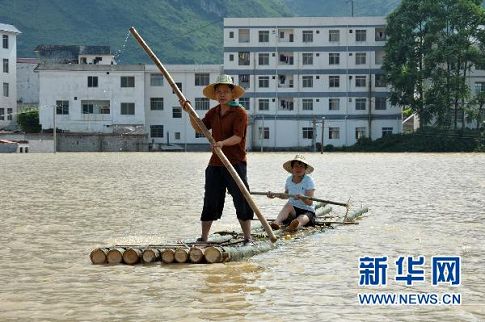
[0, 152, 484, 321]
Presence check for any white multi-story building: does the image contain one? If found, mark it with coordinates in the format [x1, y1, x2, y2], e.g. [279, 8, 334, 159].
[223, 17, 401, 149]
[0, 23, 21, 129]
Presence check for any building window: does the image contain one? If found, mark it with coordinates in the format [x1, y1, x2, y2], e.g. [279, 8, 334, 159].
[475, 82, 485, 93]
[375, 74, 386, 87]
[329, 30, 340, 42]
[375, 49, 385, 64]
[0, 108, 3, 120]
[172, 106, 182, 118]
[81, 100, 110, 114]
[121, 102, 135, 115]
[329, 76, 340, 88]
[375, 28, 386, 41]
[356, 30, 367, 41]
[195, 97, 210, 110]
[329, 127, 340, 139]
[258, 127, 270, 139]
[355, 98, 367, 111]
[375, 97, 387, 110]
[229, 31, 234, 38]
[150, 97, 164, 110]
[239, 74, 250, 89]
[329, 98, 340, 111]
[195, 132, 205, 138]
[238, 52, 250, 65]
[302, 30, 313, 42]
[239, 29, 250, 43]
[172, 82, 182, 94]
[87, 76, 98, 88]
[121, 76, 135, 88]
[56, 100, 69, 115]
[355, 76, 366, 87]
[355, 53, 366, 65]
[150, 73, 164, 86]
[150, 125, 164, 138]
[259, 30, 269, 42]
[302, 53, 313, 65]
[2, 35, 8, 49]
[329, 53, 340, 65]
[382, 127, 393, 136]
[258, 76, 269, 88]
[303, 127, 314, 139]
[2, 59, 8, 73]
[302, 76, 313, 88]
[2, 82, 8, 97]
[258, 53, 269, 65]
[355, 127, 367, 140]
[239, 97, 250, 110]
[279, 98, 294, 111]
[195, 73, 209, 86]
[7, 108, 12, 120]
[302, 99, 313, 111]
[258, 99, 269, 111]
[229, 54, 234, 61]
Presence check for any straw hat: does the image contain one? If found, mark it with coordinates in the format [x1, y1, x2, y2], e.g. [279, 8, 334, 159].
[203, 74, 245, 100]
[283, 154, 314, 174]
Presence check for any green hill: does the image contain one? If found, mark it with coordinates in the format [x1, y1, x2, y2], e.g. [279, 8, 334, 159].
[0, 0, 418, 64]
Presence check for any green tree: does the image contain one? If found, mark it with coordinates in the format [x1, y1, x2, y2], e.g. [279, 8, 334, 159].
[17, 108, 41, 133]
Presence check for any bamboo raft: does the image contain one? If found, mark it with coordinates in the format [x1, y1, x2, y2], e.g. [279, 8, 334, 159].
[90, 204, 368, 265]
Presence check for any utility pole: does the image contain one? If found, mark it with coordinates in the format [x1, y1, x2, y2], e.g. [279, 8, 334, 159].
[53, 105, 56, 154]
[321, 117, 325, 154]
[312, 117, 316, 152]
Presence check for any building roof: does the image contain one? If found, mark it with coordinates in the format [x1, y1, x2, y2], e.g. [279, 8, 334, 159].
[33, 45, 112, 64]
[34, 63, 145, 72]
[0, 23, 21, 34]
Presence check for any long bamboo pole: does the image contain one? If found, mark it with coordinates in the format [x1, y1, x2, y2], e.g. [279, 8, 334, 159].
[251, 191, 349, 208]
[129, 27, 277, 243]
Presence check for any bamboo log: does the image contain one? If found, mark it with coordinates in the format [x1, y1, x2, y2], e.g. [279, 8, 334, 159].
[142, 248, 161, 263]
[189, 246, 205, 263]
[129, 27, 276, 243]
[251, 191, 349, 208]
[315, 205, 332, 216]
[90, 248, 108, 264]
[161, 249, 175, 264]
[106, 248, 124, 264]
[204, 242, 276, 263]
[174, 247, 189, 263]
[344, 207, 369, 222]
[123, 248, 142, 265]
[204, 246, 224, 264]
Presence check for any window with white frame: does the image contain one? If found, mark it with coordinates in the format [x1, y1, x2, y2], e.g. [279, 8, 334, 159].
[258, 76, 269, 88]
[2, 59, 8, 73]
[375, 28, 386, 41]
[87, 76, 98, 88]
[382, 127, 393, 136]
[81, 100, 110, 114]
[259, 53, 269, 65]
[355, 127, 366, 140]
[329, 76, 340, 88]
[195, 97, 210, 110]
[150, 125, 164, 138]
[355, 98, 366, 110]
[302, 76, 313, 88]
[329, 30, 340, 42]
[121, 102, 135, 115]
[258, 127, 270, 139]
[474, 82, 485, 93]
[258, 99, 269, 111]
[7, 108, 12, 120]
[239, 29, 250, 43]
[195, 73, 209, 86]
[329, 53, 340, 65]
[375, 97, 387, 110]
[356, 30, 366, 41]
[329, 98, 340, 111]
[375, 74, 386, 87]
[329, 127, 340, 139]
[302, 99, 313, 111]
[355, 53, 366, 65]
[355, 76, 366, 87]
[279, 98, 294, 110]
[302, 53, 313, 65]
[239, 97, 250, 110]
[150, 73, 164, 86]
[259, 30, 269, 42]
[150, 97, 164, 110]
[303, 127, 314, 139]
[302, 30, 313, 42]
[174, 132, 181, 140]
[172, 82, 182, 94]
[56, 100, 69, 115]
[2, 35, 8, 49]
[229, 31, 234, 38]
[121, 76, 135, 87]
[172, 106, 182, 118]
[238, 52, 250, 65]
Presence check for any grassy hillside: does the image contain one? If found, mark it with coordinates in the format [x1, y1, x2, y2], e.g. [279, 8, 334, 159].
[0, 0, 291, 64]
